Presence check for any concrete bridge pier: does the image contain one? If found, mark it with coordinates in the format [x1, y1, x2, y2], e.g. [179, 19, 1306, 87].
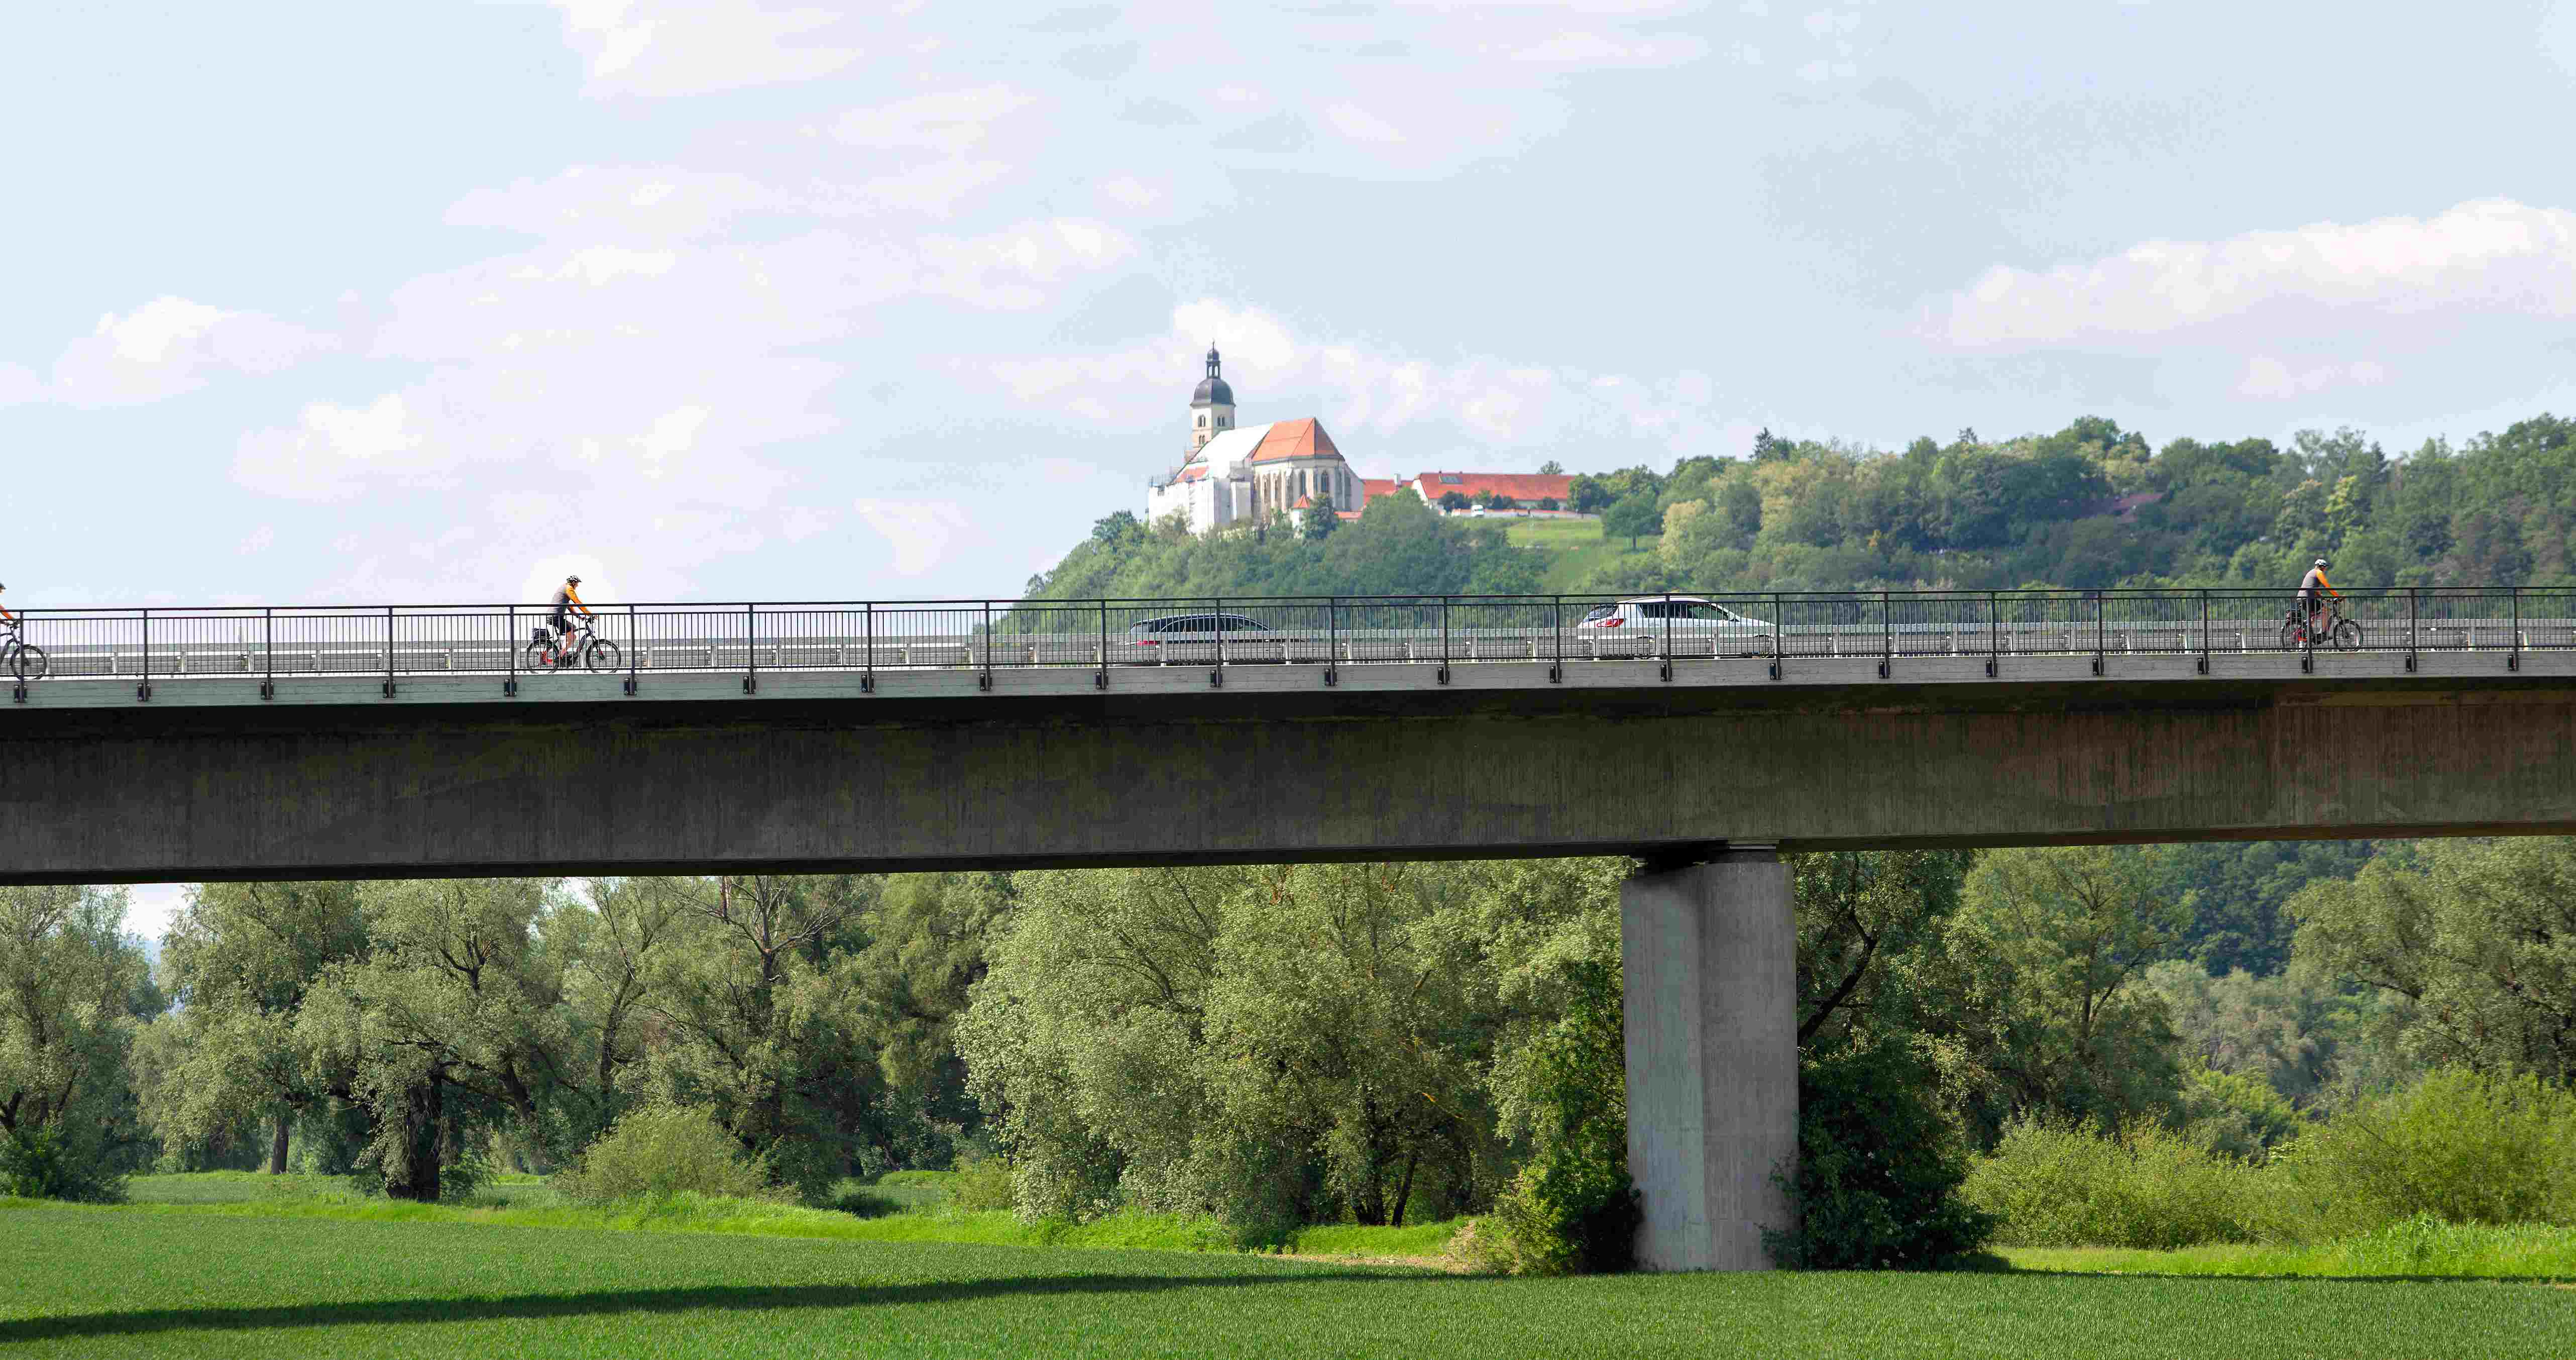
[1621, 847, 1798, 1271]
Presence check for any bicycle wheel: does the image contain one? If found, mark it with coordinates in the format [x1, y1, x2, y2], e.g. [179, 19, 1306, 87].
[2278, 621, 2305, 651]
[9, 642, 47, 682]
[2331, 618, 2363, 652]
[583, 638, 623, 673]
[523, 639, 555, 673]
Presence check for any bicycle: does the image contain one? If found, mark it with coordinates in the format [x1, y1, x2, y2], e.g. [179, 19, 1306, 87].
[3, 622, 46, 682]
[525, 614, 622, 673]
[2281, 597, 2361, 652]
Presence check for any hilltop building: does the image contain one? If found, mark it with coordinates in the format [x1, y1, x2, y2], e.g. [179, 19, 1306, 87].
[1148, 347, 1362, 533]
[1144, 346, 1582, 531]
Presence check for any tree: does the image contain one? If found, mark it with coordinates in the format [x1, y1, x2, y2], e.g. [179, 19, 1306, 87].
[1538, 460, 1564, 475]
[961, 860, 1624, 1239]
[1753, 427, 1788, 462]
[1440, 490, 1471, 512]
[292, 878, 577, 1200]
[145, 881, 367, 1173]
[1538, 497, 1560, 512]
[1566, 476, 1613, 514]
[1602, 491, 1662, 547]
[2289, 839, 2576, 1084]
[1489, 494, 1518, 511]
[0, 886, 149, 1201]
[637, 875, 888, 1200]
[1941, 848, 2191, 1140]
[1299, 501, 1339, 542]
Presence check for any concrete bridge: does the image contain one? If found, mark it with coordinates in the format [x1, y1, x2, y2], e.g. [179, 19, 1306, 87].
[10, 592, 2575, 1272]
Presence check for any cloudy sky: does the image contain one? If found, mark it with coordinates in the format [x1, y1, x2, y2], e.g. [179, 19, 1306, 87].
[7, 2, 2573, 935]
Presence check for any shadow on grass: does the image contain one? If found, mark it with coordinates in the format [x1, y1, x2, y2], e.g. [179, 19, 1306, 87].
[1951, 1254, 2573, 1287]
[0, 1271, 1439, 1344]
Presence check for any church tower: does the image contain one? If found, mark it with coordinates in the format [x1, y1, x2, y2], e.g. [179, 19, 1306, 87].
[1189, 344, 1235, 454]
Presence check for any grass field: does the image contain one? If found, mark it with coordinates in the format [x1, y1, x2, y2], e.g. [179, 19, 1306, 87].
[7, 1201, 2574, 1359]
[1502, 516, 1660, 593]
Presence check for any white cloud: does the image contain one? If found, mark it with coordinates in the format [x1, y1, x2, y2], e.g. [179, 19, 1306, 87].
[1324, 102, 1405, 144]
[919, 219, 1137, 310]
[448, 167, 772, 243]
[2237, 356, 2393, 400]
[0, 362, 38, 407]
[833, 85, 1035, 153]
[1511, 31, 1710, 68]
[550, 0, 863, 96]
[235, 392, 423, 500]
[992, 298, 1745, 461]
[1928, 198, 2576, 352]
[47, 296, 335, 405]
[1100, 176, 1164, 211]
[852, 498, 974, 576]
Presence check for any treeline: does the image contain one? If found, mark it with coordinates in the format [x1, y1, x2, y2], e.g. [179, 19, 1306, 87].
[1041, 412, 2576, 600]
[9, 836, 2568, 1264]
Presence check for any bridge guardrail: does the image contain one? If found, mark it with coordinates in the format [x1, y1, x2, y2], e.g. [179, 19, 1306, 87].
[8, 587, 2571, 700]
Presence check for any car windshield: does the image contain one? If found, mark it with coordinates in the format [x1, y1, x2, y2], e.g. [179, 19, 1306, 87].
[1581, 604, 1617, 622]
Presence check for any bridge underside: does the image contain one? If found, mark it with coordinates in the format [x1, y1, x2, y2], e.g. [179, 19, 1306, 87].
[7, 659, 2574, 885]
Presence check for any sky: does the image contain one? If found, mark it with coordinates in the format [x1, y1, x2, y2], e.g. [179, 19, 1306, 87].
[8, 1, 2573, 939]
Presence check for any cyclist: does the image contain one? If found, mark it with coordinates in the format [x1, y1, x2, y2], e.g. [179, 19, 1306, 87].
[546, 575, 593, 667]
[2297, 558, 2339, 640]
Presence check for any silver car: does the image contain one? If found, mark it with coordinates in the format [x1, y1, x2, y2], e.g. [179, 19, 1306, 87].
[1576, 596, 1776, 656]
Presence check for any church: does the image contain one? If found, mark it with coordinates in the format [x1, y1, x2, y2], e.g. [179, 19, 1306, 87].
[1146, 347, 1363, 533]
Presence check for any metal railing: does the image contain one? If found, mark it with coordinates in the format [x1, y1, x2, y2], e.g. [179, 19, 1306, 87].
[6, 587, 2566, 701]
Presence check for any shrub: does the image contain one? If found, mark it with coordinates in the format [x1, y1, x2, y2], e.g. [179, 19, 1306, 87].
[552, 1104, 779, 1205]
[946, 1155, 1017, 1212]
[1961, 1116, 2260, 1248]
[1472, 961, 1639, 1275]
[0, 1125, 128, 1204]
[1766, 1036, 1995, 1268]
[2272, 1069, 2576, 1238]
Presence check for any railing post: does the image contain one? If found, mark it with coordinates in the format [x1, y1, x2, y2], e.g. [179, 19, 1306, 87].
[2511, 587, 2522, 672]
[626, 603, 639, 695]
[2197, 590, 2209, 674]
[263, 607, 275, 699]
[1878, 589, 1890, 680]
[1211, 595, 1222, 683]
[1550, 594, 1562, 683]
[138, 607, 151, 701]
[2092, 591, 2104, 676]
[1661, 589, 1673, 681]
[744, 602, 757, 694]
[1093, 599, 1106, 690]
[1439, 596, 1451, 684]
[1769, 592, 1783, 681]
[982, 599, 995, 690]
[870, 602, 882, 692]
[384, 605, 396, 698]
[1326, 597, 1339, 686]
[2406, 587, 2418, 673]
[1986, 591, 1999, 677]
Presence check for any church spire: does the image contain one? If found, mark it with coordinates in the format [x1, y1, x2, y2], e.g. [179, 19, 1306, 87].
[1189, 341, 1235, 454]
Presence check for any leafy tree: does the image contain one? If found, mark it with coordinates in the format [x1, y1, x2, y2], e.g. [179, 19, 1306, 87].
[1566, 475, 1613, 513]
[1537, 497, 1560, 511]
[1440, 490, 1471, 511]
[1537, 460, 1564, 475]
[1940, 848, 2192, 1142]
[0, 886, 149, 1201]
[1602, 491, 1661, 547]
[144, 881, 367, 1172]
[636, 875, 887, 1201]
[2289, 838, 2576, 1083]
[1299, 501, 1339, 542]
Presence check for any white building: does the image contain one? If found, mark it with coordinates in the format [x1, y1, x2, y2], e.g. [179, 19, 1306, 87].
[1148, 347, 1361, 533]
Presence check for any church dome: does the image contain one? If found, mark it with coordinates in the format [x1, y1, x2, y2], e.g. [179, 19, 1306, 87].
[1191, 345, 1233, 406]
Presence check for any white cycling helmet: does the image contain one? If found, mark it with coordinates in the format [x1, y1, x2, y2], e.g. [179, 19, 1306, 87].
[2313, 559, 2328, 568]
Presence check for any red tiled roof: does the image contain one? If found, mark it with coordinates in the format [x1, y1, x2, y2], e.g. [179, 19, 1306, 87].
[1359, 477, 1400, 502]
[1246, 417, 1344, 464]
[1291, 495, 1316, 509]
[1409, 471, 1575, 503]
